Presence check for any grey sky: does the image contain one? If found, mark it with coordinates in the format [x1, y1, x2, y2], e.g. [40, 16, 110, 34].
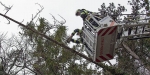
[0, 0, 131, 36]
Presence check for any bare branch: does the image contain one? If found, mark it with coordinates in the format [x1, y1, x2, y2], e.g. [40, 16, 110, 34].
[30, 3, 44, 23]
[7, 50, 23, 73]
[49, 13, 57, 25]
[26, 66, 37, 74]
[0, 1, 13, 14]
[0, 1, 13, 24]
[4, 5, 13, 15]
[49, 14, 66, 28]
[58, 14, 66, 25]
[107, 60, 113, 66]
[6, 18, 10, 24]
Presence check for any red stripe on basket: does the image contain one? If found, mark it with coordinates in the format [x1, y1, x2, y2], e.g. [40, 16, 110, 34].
[106, 54, 113, 59]
[96, 58, 101, 62]
[109, 26, 117, 35]
[99, 56, 107, 60]
[98, 29, 104, 35]
[101, 27, 111, 36]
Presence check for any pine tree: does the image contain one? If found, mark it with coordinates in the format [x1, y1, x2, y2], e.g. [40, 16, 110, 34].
[19, 17, 99, 75]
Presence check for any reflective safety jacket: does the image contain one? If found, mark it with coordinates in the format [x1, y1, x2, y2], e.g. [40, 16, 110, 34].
[71, 29, 83, 44]
[79, 9, 92, 21]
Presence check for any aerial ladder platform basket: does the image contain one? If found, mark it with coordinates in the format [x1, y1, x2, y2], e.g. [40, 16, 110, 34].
[82, 14, 118, 62]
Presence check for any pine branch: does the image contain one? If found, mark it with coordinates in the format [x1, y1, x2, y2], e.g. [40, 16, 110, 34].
[0, 13, 129, 75]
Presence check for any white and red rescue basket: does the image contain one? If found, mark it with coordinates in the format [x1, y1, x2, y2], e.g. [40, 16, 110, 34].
[94, 25, 118, 62]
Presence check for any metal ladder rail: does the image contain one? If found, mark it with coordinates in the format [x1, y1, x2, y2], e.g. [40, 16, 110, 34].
[118, 23, 150, 39]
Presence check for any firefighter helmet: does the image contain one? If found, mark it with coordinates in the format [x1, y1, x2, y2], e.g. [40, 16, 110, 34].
[75, 9, 81, 16]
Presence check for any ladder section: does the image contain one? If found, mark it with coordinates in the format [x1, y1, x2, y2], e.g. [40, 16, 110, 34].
[82, 23, 96, 59]
[119, 23, 150, 40]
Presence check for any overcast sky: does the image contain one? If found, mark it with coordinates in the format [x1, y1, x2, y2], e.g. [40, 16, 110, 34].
[0, 0, 131, 37]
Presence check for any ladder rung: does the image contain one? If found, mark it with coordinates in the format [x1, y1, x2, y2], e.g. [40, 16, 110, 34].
[118, 23, 150, 27]
[128, 36, 150, 40]
[122, 32, 150, 38]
